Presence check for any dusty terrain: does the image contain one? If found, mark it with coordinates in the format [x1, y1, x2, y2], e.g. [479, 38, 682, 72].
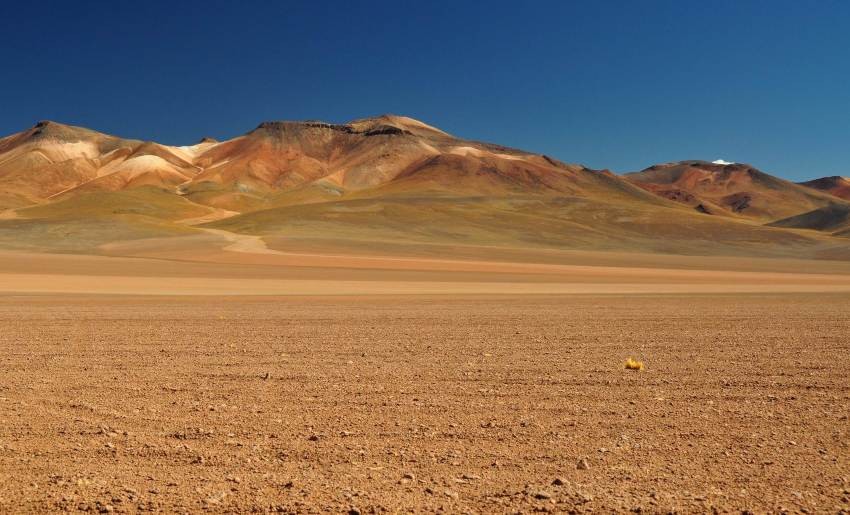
[0, 293, 848, 513]
[2, 114, 850, 512]
[3, 247, 850, 296]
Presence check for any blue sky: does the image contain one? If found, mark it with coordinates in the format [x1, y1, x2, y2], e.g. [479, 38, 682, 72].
[1, 1, 848, 180]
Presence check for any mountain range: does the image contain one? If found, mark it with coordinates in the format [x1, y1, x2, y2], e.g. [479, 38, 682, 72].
[1, 115, 849, 259]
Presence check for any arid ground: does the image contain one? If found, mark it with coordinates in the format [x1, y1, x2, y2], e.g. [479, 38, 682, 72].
[4, 14, 850, 515]
[0, 254, 849, 513]
[0, 205, 849, 514]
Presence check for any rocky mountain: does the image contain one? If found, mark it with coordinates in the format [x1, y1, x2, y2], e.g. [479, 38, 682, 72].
[1, 116, 850, 259]
[798, 176, 850, 201]
[0, 116, 660, 212]
[624, 160, 841, 222]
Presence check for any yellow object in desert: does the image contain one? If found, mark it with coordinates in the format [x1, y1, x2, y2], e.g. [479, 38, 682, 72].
[625, 358, 644, 371]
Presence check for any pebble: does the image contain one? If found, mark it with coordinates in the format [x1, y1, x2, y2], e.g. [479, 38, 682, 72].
[204, 491, 227, 505]
[577, 458, 590, 470]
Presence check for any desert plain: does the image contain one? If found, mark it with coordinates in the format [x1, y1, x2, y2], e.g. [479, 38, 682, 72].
[0, 244, 849, 514]
[1, 116, 850, 513]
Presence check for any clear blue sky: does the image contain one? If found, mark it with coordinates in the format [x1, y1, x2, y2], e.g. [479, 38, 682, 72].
[2, 1, 848, 180]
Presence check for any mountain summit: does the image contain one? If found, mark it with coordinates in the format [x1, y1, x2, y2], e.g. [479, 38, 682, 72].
[798, 176, 850, 201]
[625, 160, 839, 221]
[1, 116, 849, 259]
[0, 116, 656, 211]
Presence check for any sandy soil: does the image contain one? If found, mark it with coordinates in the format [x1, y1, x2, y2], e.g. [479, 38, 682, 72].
[3, 248, 850, 296]
[175, 209, 241, 227]
[0, 294, 848, 513]
[197, 228, 282, 255]
[100, 232, 850, 275]
[1, 239, 849, 512]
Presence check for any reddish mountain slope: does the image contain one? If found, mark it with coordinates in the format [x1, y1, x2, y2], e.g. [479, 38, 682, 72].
[624, 161, 841, 222]
[0, 121, 204, 207]
[0, 116, 661, 212]
[798, 176, 850, 201]
[1, 117, 850, 259]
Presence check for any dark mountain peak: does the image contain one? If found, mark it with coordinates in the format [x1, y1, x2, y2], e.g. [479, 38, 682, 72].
[800, 176, 850, 187]
[252, 118, 414, 138]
